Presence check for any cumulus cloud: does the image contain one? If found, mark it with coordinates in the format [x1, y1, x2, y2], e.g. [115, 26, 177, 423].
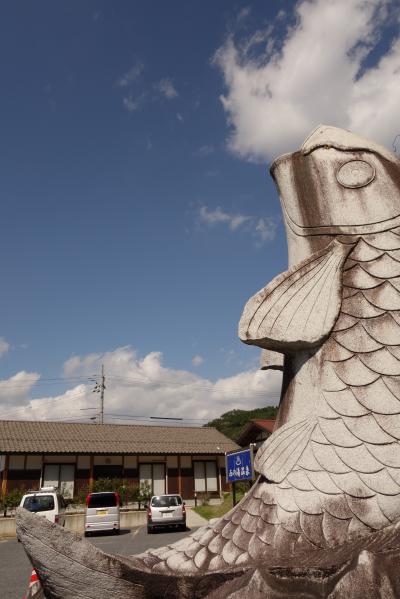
[215, 0, 400, 161]
[156, 78, 178, 99]
[0, 371, 40, 409]
[0, 338, 10, 357]
[2, 347, 282, 423]
[192, 354, 204, 367]
[199, 206, 278, 245]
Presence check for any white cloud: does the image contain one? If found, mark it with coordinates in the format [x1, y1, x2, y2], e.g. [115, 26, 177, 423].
[215, 0, 400, 161]
[122, 95, 141, 112]
[199, 205, 278, 245]
[1, 347, 282, 423]
[236, 6, 251, 24]
[0, 338, 10, 357]
[192, 355, 204, 367]
[0, 371, 40, 408]
[199, 206, 251, 231]
[195, 144, 215, 156]
[116, 61, 144, 87]
[156, 78, 178, 99]
[116, 64, 178, 112]
[254, 217, 279, 246]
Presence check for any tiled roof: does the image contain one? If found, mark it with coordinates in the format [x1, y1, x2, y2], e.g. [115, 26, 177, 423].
[0, 420, 238, 455]
[250, 419, 276, 433]
[236, 419, 276, 445]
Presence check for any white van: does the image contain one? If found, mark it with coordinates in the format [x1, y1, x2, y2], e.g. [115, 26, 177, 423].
[20, 487, 66, 526]
[147, 494, 186, 533]
[84, 491, 120, 536]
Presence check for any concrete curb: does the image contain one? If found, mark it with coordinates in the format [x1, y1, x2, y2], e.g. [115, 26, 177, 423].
[0, 507, 209, 538]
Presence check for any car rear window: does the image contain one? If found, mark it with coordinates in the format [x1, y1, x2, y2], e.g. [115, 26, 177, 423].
[87, 493, 117, 508]
[151, 495, 182, 507]
[23, 495, 55, 512]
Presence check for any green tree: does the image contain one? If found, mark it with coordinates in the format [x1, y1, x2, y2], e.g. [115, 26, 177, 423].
[205, 406, 278, 441]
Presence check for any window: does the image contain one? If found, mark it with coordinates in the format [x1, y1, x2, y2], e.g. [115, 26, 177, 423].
[139, 463, 165, 495]
[23, 495, 55, 512]
[151, 495, 182, 507]
[42, 464, 75, 498]
[194, 461, 217, 493]
[87, 493, 117, 508]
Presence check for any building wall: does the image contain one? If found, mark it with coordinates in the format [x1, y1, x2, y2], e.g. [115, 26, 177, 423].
[1, 453, 226, 500]
[6, 455, 42, 492]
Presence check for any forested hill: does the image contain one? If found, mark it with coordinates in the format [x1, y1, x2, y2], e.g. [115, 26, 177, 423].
[205, 406, 278, 442]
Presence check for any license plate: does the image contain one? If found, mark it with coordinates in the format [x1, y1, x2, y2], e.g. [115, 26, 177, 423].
[97, 510, 108, 516]
[163, 512, 173, 519]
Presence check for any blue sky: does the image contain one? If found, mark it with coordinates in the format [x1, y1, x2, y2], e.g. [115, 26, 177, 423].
[1, 0, 400, 423]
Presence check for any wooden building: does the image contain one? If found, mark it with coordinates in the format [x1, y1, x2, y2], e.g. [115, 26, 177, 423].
[236, 419, 276, 450]
[0, 420, 238, 499]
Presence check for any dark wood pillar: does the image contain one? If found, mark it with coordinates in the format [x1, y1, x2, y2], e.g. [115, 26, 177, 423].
[1, 455, 9, 496]
[178, 455, 182, 496]
[89, 456, 94, 489]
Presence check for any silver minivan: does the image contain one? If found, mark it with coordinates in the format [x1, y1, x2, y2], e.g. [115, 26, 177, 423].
[147, 494, 186, 533]
[84, 491, 120, 536]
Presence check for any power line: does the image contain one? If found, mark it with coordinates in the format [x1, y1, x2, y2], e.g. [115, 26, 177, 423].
[0, 390, 89, 419]
[106, 374, 280, 396]
[0, 370, 280, 397]
[105, 412, 210, 422]
[0, 376, 98, 389]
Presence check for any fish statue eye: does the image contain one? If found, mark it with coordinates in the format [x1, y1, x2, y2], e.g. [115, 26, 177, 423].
[336, 159, 375, 188]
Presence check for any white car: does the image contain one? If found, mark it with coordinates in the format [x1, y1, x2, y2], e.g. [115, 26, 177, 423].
[147, 494, 186, 533]
[20, 487, 66, 526]
[84, 491, 120, 536]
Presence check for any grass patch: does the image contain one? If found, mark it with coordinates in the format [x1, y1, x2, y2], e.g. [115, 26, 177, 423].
[193, 492, 245, 521]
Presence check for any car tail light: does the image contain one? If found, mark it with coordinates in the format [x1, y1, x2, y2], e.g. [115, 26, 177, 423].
[147, 506, 152, 520]
[54, 515, 59, 524]
[182, 503, 186, 515]
[86, 494, 91, 507]
[115, 492, 120, 506]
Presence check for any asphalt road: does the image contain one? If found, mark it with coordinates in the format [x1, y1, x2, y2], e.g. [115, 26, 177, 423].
[0, 525, 197, 599]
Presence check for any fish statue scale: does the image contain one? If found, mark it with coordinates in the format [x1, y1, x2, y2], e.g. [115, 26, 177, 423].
[17, 125, 400, 598]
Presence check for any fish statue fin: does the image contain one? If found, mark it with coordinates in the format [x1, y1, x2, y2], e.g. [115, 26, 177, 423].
[254, 417, 317, 482]
[260, 348, 284, 371]
[239, 239, 354, 351]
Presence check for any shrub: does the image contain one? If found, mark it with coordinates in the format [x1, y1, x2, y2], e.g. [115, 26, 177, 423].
[69, 478, 140, 508]
[1, 488, 24, 517]
[91, 477, 122, 493]
[137, 480, 152, 508]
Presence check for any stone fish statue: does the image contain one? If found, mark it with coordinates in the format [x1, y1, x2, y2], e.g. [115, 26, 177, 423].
[17, 125, 400, 598]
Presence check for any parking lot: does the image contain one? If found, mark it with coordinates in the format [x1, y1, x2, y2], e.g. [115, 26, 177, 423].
[0, 525, 198, 599]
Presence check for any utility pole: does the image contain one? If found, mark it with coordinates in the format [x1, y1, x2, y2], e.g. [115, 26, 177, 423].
[89, 364, 106, 424]
[100, 363, 105, 425]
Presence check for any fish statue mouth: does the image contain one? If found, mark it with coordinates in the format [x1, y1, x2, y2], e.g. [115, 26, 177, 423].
[270, 124, 400, 236]
[16, 125, 400, 599]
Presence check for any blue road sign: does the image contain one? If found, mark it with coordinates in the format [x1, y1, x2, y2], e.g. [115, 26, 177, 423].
[226, 448, 254, 483]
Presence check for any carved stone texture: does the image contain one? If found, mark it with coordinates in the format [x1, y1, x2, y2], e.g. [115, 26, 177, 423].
[17, 125, 400, 598]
